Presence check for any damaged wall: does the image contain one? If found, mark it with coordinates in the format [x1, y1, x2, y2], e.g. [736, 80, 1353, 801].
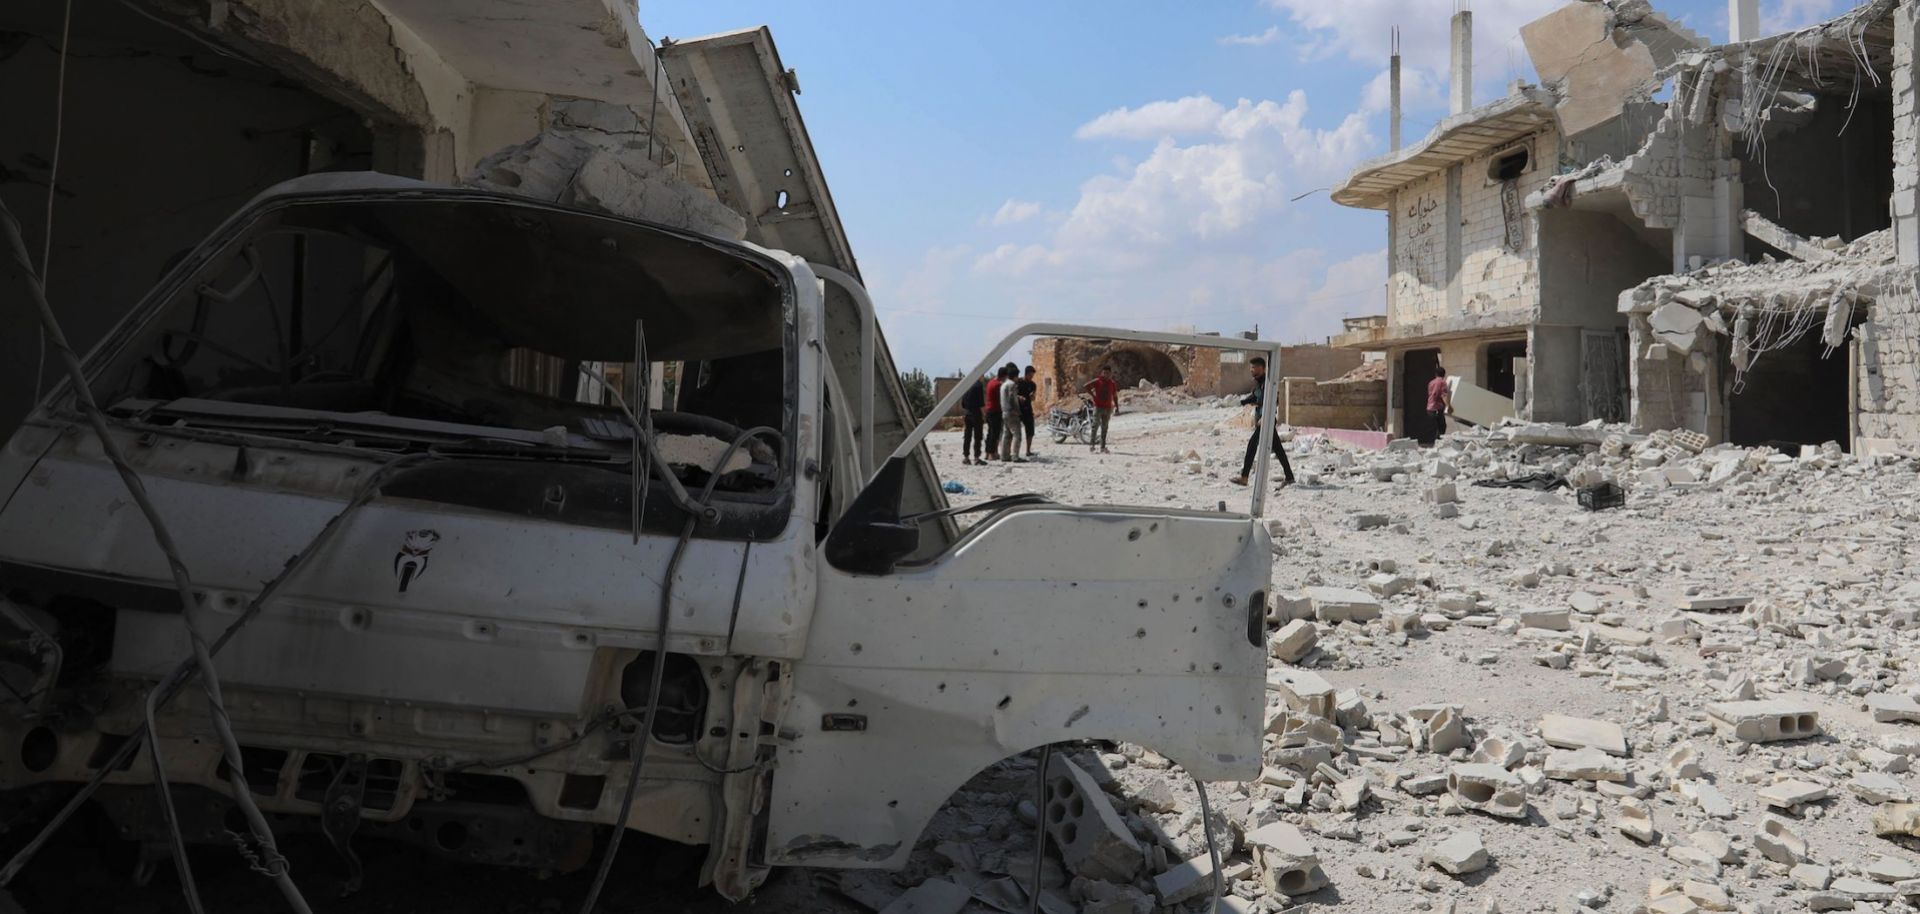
[1739, 92, 1893, 246]
[1388, 129, 1557, 327]
[1533, 209, 1670, 424]
[1030, 338, 1223, 412]
[0, 4, 372, 436]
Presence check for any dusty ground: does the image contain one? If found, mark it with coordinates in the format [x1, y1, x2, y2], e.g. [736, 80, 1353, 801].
[13, 397, 1920, 914]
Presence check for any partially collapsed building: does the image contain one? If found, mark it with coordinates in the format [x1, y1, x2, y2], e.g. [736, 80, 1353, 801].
[1334, 0, 1920, 453]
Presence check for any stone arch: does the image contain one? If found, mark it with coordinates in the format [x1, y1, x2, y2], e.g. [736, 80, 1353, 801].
[1099, 345, 1185, 390]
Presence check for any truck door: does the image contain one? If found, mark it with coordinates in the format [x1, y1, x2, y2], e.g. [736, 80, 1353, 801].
[764, 474, 1269, 868]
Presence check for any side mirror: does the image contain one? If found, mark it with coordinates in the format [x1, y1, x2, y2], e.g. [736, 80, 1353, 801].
[824, 456, 920, 575]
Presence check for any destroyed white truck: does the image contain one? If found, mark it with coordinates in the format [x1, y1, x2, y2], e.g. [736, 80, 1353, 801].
[0, 175, 1279, 899]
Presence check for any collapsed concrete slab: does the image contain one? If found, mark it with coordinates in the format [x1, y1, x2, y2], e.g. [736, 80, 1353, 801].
[464, 129, 746, 239]
[1539, 714, 1628, 756]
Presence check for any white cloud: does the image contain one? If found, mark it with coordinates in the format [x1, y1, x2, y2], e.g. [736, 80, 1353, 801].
[988, 198, 1043, 226]
[1218, 25, 1284, 46]
[1074, 95, 1227, 140]
[1056, 93, 1372, 255]
[973, 243, 1057, 277]
[1761, 0, 1845, 35]
[1260, 0, 1564, 93]
[1358, 65, 1444, 115]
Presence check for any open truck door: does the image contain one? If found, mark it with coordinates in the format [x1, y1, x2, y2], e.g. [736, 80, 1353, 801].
[765, 325, 1284, 867]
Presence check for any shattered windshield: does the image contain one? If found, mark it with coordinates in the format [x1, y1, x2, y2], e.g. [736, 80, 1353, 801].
[75, 194, 794, 500]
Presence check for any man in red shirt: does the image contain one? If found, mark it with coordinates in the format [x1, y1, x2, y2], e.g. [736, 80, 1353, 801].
[1424, 366, 1452, 445]
[1081, 364, 1119, 453]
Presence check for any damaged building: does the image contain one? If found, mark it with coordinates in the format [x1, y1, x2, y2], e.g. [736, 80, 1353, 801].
[1029, 335, 1362, 413]
[1334, 0, 1920, 453]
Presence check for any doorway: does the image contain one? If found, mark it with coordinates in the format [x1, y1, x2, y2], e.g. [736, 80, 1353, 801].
[1728, 327, 1851, 452]
[1401, 348, 1441, 443]
[1483, 340, 1527, 399]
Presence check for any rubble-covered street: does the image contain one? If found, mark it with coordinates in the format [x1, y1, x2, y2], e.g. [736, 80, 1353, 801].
[840, 396, 1920, 914]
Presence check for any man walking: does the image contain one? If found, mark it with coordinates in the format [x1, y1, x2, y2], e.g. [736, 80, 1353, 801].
[1229, 356, 1295, 488]
[1424, 366, 1452, 446]
[1017, 365, 1039, 458]
[984, 366, 1005, 461]
[959, 376, 986, 465]
[1082, 364, 1118, 453]
[999, 362, 1023, 461]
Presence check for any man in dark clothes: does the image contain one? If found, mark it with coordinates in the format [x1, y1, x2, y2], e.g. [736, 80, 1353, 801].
[959, 377, 986, 465]
[984, 366, 1006, 460]
[1017, 365, 1039, 458]
[1229, 356, 1295, 488]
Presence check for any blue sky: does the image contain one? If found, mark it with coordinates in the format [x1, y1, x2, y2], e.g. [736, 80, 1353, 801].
[648, 0, 1857, 375]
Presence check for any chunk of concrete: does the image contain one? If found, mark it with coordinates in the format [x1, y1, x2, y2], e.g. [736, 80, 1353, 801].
[1757, 779, 1829, 809]
[1422, 831, 1488, 876]
[1868, 693, 1920, 724]
[1367, 573, 1413, 598]
[1245, 822, 1328, 897]
[1349, 513, 1389, 531]
[1152, 853, 1220, 906]
[1831, 876, 1896, 901]
[1521, 608, 1572, 631]
[1545, 747, 1628, 782]
[1851, 772, 1911, 804]
[1680, 880, 1730, 911]
[1678, 780, 1735, 819]
[1867, 856, 1920, 884]
[1426, 482, 1458, 505]
[1268, 668, 1336, 720]
[1448, 763, 1528, 819]
[1753, 818, 1807, 864]
[1269, 619, 1318, 663]
[1792, 864, 1833, 891]
[1664, 743, 1703, 779]
[1704, 700, 1821, 743]
[1872, 802, 1920, 839]
[1539, 714, 1628, 757]
[1471, 735, 1525, 769]
[1043, 754, 1144, 882]
[1649, 301, 1706, 354]
[1304, 586, 1382, 624]
[1681, 595, 1752, 612]
[1428, 707, 1472, 754]
[879, 879, 972, 914]
[1617, 800, 1656, 843]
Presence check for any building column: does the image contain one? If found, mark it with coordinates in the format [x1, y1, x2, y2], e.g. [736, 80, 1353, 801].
[1893, 0, 1920, 265]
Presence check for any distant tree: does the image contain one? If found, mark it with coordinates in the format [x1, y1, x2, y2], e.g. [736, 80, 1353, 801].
[900, 368, 936, 420]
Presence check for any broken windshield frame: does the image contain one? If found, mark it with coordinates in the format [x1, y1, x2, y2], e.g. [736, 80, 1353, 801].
[34, 185, 803, 532]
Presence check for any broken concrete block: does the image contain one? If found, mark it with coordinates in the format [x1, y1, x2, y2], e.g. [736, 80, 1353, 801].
[1791, 864, 1833, 890]
[1422, 831, 1488, 876]
[1831, 877, 1896, 901]
[1367, 573, 1412, 598]
[1645, 893, 1699, 914]
[1872, 802, 1920, 839]
[1521, 608, 1571, 631]
[1851, 772, 1911, 804]
[1151, 853, 1220, 906]
[1720, 672, 1756, 701]
[1680, 880, 1729, 912]
[1655, 616, 1699, 643]
[1753, 818, 1808, 864]
[1448, 763, 1527, 819]
[1688, 830, 1734, 864]
[1435, 502, 1460, 519]
[1617, 800, 1656, 843]
[1403, 774, 1449, 796]
[1539, 714, 1628, 757]
[1427, 707, 1472, 755]
[1678, 780, 1735, 819]
[1868, 693, 1920, 724]
[1545, 747, 1627, 782]
[1268, 668, 1336, 720]
[1583, 624, 1652, 647]
[1269, 620, 1318, 664]
[1043, 754, 1144, 882]
[1426, 482, 1458, 505]
[1757, 779, 1829, 809]
[1304, 586, 1382, 624]
[878, 879, 972, 914]
[1349, 513, 1388, 531]
[1245, 822, 1328, 897]
[1471, 735, 1525, 769]
[1681, 595, 1751, 612]
[1074, 879, 1153, 914]
[1705, 700, 1821, 743]
[1664, 743, 1703, 779]
[1867, 856, 1920, 884]
[1649, 301, 1706, 353]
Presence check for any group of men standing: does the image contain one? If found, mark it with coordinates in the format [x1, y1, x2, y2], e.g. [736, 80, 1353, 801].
[959, 363, 1037, 464]
[953, 355, 1296, 489]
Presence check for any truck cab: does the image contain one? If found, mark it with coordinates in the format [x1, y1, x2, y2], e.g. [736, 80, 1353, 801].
[0, 176, 1273, 899]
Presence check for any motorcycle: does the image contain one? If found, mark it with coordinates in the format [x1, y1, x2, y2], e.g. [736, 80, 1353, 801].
[1047, 394, 1095, 445]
